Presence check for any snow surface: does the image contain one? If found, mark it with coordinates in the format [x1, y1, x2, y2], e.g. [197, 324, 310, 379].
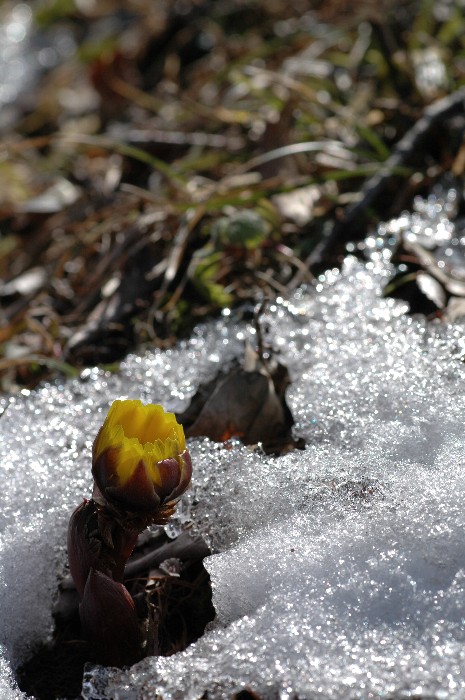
[2, 191, 465, 698]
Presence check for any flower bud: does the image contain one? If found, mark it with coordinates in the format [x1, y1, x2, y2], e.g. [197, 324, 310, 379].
[67, 498, 138, 598]
[79, 568, 143, 666]
[92, 400, 192, 516]
[67, 499, 98, 600]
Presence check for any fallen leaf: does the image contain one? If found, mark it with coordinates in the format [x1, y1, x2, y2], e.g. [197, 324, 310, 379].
[416, 271, 446, 309]
[180, 342, 303, 453]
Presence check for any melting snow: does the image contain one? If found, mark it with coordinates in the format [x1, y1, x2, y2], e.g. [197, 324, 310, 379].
[2, 191, 465, 699]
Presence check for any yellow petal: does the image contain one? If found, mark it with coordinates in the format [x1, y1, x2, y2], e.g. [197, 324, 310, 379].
[115, 438, 145, 485]
[93, 399, 186, 488]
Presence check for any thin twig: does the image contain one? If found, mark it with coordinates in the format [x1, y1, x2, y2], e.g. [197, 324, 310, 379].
[305, 86, 465, 272]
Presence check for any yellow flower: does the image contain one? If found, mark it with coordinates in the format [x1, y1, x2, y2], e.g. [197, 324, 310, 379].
[92, 399, 191, 515]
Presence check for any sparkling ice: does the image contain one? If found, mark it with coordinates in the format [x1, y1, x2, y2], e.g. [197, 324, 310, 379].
[2, 191, 465, 698]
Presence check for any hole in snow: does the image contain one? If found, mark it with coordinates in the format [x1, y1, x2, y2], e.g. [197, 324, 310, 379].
[16, 528, 214, 700]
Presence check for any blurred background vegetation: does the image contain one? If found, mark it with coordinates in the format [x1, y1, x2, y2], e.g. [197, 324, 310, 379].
[1, 0, 464, 390]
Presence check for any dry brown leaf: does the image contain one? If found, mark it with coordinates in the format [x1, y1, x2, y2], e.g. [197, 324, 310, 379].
[181, 342, 301, 453]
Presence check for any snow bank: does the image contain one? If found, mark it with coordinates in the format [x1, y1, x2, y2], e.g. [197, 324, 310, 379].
[2, 191, 465, 698]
